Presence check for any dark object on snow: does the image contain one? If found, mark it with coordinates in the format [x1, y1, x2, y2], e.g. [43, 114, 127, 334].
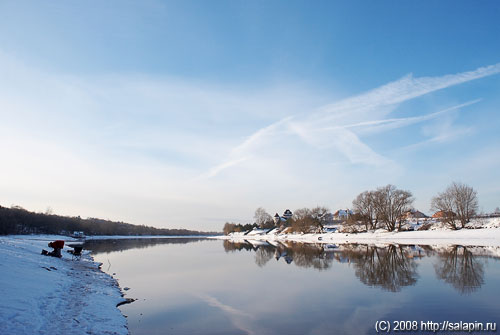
[41, 240, 65, 258]
[117, 298, 136, 307]
[41, 266, 58, 271]
[68, 246, 83, 260]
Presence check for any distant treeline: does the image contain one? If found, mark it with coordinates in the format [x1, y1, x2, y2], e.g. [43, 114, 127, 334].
[0, 205, 218, 236]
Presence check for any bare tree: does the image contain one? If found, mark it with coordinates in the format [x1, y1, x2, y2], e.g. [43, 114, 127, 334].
[254, 207, 274, 229]
[310, 206, 330, 229]
[291, 208, 314, 233]
[431, 187, 458, 229]
[431, 182, 478, 229]
[352, 191, 378, 230]
[288, 206, 332, 233]
[452, 183, 478, 227]
[372, 185, 414, 232]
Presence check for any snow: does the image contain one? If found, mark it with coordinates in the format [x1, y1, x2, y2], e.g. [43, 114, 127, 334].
[214, 218, 500, 247]
[0, 235, 128, 335]
[245, 228, 269, 236]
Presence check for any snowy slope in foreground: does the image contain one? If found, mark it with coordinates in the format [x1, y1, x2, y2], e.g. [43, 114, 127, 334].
[0, 235, 128, 335]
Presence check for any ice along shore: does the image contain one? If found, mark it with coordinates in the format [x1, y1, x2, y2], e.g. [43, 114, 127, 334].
[0, 235, 129, 335]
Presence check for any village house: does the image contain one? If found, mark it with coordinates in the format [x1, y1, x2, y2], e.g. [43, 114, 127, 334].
[274, 209, 293, 224]
[403, 209, 428, 220]
[333, 209, 353, 221]
[283, 209, 293, 220]
[432, 210, 456, 219]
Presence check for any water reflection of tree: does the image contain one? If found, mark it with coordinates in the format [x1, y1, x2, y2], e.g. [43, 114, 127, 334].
[285, 242, 332, 270]
[434, 246, 484, 294]
[222, 240, 332, 270]
[222, 240, 277, 267]
[222, 240, 256, 252]
[255, 245, 276, 267]
[221, 241, 492, 293]
[344, 244, 418, 292]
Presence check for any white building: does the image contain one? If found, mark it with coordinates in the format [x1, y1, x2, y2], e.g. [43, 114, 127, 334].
[333, 209, 353, 221]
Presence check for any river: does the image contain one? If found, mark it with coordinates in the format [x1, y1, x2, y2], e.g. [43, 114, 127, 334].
[83, 238, 500, 335]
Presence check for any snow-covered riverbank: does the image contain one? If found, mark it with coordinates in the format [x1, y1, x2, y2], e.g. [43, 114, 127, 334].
[215, 220, 500, 247]
[0, 235, 128, 335]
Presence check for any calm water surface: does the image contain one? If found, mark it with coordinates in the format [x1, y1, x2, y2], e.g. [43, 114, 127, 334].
[84, 238, 500, 335]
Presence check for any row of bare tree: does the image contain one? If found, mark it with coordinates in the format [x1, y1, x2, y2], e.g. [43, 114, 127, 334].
[223, 182, 480, 234]
[253, 206, 330, 232]
[353, 182, 478, 231]
[352, 185, 413, 232]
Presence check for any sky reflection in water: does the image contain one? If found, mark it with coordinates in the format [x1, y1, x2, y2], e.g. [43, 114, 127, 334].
[85, 238, 500, 335]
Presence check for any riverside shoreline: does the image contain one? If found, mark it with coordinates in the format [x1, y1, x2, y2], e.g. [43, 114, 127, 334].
[214, 220, 500, 247]
[0, 235, 129, 335]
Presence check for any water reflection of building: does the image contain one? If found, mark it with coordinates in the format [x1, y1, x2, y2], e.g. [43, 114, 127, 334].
[320, 245, 349, 263]
[405, 245, 425, 259]
[274, 248, 287, 261]
[335, 255, 351, 264]
[274, 243, 294, 265]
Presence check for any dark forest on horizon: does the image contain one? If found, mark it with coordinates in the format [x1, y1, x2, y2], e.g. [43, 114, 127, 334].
[0, 205, 218, 236]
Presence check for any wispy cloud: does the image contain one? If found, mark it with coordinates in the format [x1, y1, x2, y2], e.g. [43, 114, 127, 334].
[203, 64, 500, 178]
[328, 99, 481, 134]
[198, 116, 294, 179]
[316, 63, 500, 120]
[202, 156, 251, 179]
[401, 116, 475, 152]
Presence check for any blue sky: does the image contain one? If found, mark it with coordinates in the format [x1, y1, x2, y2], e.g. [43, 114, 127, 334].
[1, 1, 499, 230]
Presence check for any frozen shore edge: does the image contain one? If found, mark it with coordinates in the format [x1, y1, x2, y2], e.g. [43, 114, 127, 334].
[0, 235, 129, 335]
[212, 226, 500, 247]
